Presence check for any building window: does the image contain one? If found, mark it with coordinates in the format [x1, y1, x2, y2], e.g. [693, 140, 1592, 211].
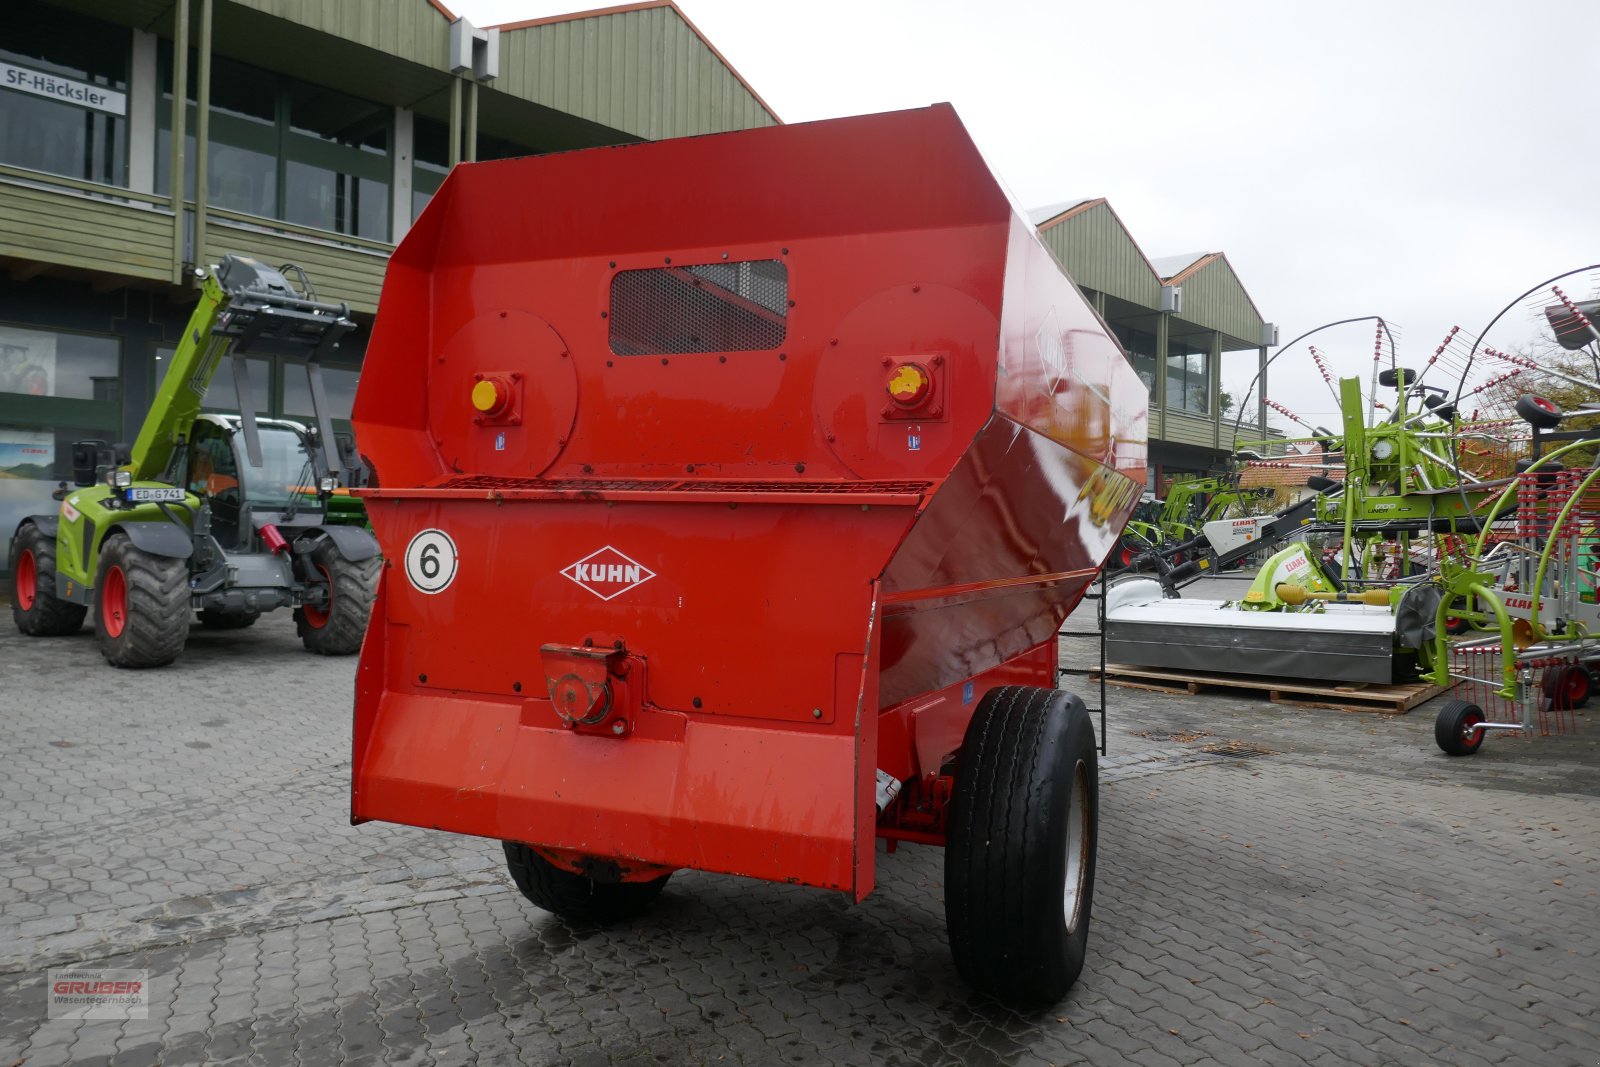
[411, 116, 450, 221]
[0, 2, 129, 186]
[156, 49, 391, 241]
[0, 324, 120, 403]
[1110, 323, 1158, 399]
[285, 81, 391, 240]
[281, 362, 358, 424]
[154, 343, 270, 414]
[1166, 338, 1209, 415]
[0, 422, 119, 540]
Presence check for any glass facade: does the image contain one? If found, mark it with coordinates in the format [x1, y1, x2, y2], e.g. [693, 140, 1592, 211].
[157, 48, 392, 240]
[0, 324, 120, 403]
[1166, 338, 1210, 415]
[1110, 323, 1158, 399]
[154, 346, 357, 427]
[0, 2, 129, 186]
[412, 116, 451, 221]
[282, 363, 359, 425]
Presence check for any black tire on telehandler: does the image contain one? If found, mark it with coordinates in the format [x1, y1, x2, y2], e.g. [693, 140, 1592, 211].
[9, 521, 87, 636]
[94, 533, 190, 668]
[296, 539, 379, 655]
[946, 685, 1098, 1006]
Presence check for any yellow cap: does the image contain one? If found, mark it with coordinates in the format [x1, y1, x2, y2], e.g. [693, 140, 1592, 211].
[887, 363, 930, 405]
[471, 378, 502, 413]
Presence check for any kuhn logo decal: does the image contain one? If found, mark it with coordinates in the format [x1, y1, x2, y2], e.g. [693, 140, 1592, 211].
[562, 546, 656, 601]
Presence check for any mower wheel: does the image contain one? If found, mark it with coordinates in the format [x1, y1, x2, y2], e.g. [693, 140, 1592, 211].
[9, 522, 87, 636]
[1515, 394, 1562, 430]
[945, 685, 1097, 1006]
[502, 842, 670, 924]
[197, 609, 258, 630]
[296, 539, 379, 655]
[1434, 699, 1487, 757]
[1541, 664, 1591, 710]
[95, 533, 189, 668]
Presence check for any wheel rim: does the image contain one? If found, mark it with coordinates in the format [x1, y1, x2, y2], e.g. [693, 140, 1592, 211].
[1563, 669, 1588, 705]
[16, 548, 37, 611]
[302, 564, 332, 629]
[1462, 713, 1484, 747]
[1119, 546, 1134, 566]
[1534, 396, 1557, 414]
[102, 564, 128, 639]
[1062, 759, 1090, 934]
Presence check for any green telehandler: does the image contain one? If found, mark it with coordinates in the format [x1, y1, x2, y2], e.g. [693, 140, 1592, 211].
[7, 254, 380, 667]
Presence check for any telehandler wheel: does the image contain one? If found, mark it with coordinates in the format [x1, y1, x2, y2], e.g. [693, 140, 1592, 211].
[1434, 699, 1487, 757]
[502, 842, 671, 924]
[197, 609, 258, 630]
[296, 540, 379, 656]
[9, 522, 87, 636]
[94, 533, 189, 668]
[946, 685, 1097, 1006]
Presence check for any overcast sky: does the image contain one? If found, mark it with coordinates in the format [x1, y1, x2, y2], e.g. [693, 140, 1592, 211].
[452, 0, 1600, 428]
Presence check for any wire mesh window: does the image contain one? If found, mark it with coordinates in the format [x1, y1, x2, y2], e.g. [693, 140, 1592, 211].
[609, 260, 788, 355]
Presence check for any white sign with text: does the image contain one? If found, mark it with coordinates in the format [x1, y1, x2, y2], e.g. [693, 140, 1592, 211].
[1, 61, 126, 116]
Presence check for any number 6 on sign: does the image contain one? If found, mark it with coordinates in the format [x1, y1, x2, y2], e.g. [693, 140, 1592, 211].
[404, 529, 458, 594]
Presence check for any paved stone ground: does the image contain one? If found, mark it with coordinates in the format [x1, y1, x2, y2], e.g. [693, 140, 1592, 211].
[1, 581, 1596, 1066]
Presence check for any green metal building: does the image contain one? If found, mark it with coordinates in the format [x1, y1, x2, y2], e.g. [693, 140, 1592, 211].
[0, 0, 778, 544]
[1031, 198, 1275, 493]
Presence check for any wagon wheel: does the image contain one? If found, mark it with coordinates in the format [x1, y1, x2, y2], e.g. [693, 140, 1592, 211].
[1434, 699, 1486, 757]
[1541, 664, 1591, 711]
[945, 685, 1097, 1005]
[502, 842, 670, 924]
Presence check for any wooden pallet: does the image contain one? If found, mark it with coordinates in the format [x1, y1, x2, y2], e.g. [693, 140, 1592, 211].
[1093, 663, 1448, 715]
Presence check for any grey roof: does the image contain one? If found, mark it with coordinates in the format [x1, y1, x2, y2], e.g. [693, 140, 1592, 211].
[1028, 198, 1094, 226]
[1150, 252, 1210, 280]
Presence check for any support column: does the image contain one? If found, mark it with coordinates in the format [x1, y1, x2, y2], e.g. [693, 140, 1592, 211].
[448, 78, 462, 167]
[192, 0, 213, 277]
[128, 30, 157, 195]
[392, 106, 414, 243]
[1257, 345, 1269, 443]
[1209, 330, 1222, 450]
[465, 80, 479, 162]
[167, 0, 189, 283]
[1153, 312, 1169, 443]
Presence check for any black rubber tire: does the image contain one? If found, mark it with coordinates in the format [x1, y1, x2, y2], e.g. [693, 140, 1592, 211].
[1541, 664, 1591, 710]
[95, 533, 190, 669]
[1377, 367, 1416, 388]
[1515, 394, 1562, 430]
[1434, 699, 1486, 757]
[9, 521, 87, 636]
[295, 539, 379, 655]
[945, 685, 1098, 1006]
[503, 841, 671, 923]
[196, 609, 258, 630]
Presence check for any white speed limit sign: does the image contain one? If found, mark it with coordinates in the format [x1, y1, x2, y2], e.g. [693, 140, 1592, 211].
[404, 529, 458, 594]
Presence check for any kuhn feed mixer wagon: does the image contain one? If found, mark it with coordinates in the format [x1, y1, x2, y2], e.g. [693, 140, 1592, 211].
[349, 105, 1146, 1004]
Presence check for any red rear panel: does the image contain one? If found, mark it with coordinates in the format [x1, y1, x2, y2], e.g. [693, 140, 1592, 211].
[351, 105, 1146, 898]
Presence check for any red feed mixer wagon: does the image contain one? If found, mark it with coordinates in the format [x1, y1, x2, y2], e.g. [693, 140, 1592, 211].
[350, 104, 1147, 1004]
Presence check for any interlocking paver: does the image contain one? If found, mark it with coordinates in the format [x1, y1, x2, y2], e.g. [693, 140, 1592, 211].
[2, 595, 1597, 1064]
